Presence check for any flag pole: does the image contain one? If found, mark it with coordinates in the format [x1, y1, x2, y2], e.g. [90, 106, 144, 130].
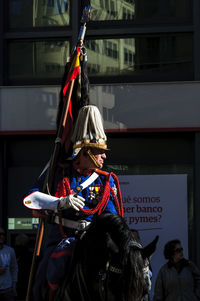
[25, 6, 92, 300]
[47, 77, 76, 194]
[47, 4, 92, 193]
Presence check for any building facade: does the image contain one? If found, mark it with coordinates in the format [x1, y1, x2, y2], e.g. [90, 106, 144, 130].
[0, 0, 200, 268]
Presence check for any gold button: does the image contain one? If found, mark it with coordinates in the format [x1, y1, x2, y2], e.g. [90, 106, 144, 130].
[25, 200, 32, 204]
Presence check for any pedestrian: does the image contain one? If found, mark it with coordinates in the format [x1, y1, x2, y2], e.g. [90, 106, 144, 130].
[153, 239, 200, 301]
[0, 227, 18, 301]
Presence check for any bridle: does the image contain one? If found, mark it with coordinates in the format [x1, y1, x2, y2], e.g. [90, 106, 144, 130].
[98, 260, 122, 301]
[97, 240, 151, 301]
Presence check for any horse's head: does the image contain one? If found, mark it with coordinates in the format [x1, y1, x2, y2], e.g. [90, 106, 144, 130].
[56, 213, 158, 301]
[76, 213, 154, 301]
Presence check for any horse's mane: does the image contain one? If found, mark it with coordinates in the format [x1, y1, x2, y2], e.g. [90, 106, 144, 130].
[55, 213, 148, 301]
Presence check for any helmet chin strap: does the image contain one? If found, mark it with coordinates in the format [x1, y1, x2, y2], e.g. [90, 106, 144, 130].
[87, 149, 102, 169]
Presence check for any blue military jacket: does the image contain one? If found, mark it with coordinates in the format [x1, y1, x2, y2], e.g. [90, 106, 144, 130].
[29, 163, 118, 247]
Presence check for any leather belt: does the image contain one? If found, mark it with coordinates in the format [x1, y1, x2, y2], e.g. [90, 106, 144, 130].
[54, 216, 91, 230]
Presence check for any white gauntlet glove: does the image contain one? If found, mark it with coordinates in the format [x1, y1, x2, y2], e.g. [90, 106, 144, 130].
[59, 195, 85, 211]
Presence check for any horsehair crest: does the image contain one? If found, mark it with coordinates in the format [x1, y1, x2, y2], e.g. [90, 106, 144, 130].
[71, 105, 107, 145]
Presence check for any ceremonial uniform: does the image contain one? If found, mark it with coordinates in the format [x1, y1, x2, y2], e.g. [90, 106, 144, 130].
[29, 163, 119, 246]
[28, 162, 121, 298]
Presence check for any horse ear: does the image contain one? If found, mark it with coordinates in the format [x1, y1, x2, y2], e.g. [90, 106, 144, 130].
[106, 232, 119, 253]
[142, 235, 159, 259]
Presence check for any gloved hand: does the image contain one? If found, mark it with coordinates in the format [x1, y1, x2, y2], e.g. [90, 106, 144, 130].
[59, 195, 85, 211]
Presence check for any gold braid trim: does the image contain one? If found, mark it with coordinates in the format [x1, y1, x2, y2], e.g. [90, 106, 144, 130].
[73, 142, 107, 150]
[87, 149, 102, 168]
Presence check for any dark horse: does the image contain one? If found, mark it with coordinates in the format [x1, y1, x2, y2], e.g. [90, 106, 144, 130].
[53, 213, 158, 301]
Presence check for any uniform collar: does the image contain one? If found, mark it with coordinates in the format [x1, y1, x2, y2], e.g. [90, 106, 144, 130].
[73, 162, 93, 176]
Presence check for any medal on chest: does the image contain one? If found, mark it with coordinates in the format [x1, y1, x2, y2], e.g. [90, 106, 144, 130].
[89, 184, 101, 204]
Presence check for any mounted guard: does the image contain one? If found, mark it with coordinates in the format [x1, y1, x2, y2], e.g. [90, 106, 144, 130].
[23, 3, 159, 301]
[23, 5, 124, 300]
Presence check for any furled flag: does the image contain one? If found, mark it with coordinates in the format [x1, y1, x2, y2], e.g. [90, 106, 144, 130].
[56, 46, 90, 161]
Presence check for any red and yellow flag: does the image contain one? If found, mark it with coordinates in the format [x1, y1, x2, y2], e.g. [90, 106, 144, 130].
[63, 47, 81, 97]
[61, 47, 81, 147]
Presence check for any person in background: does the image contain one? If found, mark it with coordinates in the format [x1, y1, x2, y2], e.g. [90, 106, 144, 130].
[0, 227, 18, 301]
[153, 239, 200, 301]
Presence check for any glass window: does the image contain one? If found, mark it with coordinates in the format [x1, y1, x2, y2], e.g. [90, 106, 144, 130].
[85, 34, 193, 82]
[90, 0, 192, 23]
[8, 40, 70, 81]
[8, 0, 70, 28]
